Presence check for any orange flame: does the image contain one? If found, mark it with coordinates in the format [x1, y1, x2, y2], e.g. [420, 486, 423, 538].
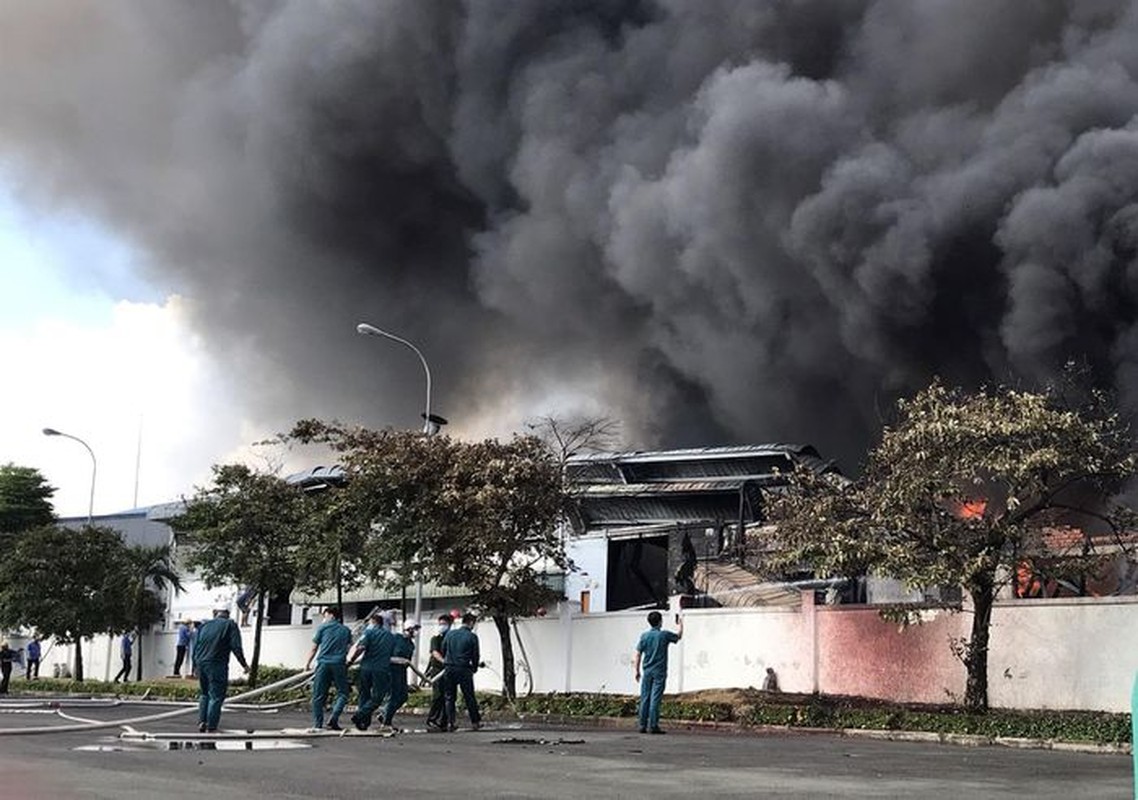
[956, 499, 987, 520]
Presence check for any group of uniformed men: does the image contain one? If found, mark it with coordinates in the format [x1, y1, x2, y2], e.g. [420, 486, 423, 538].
[192, 604, 482, 735]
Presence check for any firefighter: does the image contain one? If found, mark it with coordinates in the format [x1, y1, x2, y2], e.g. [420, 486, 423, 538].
[193, 606, 249, 733]
[304, 606, 353, 730]
[348, 610, 395, 731]
[381, 620, 419, 730]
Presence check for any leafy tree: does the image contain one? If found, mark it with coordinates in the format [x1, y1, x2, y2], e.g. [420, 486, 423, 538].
[0, 525, 134, 681]
[171, 464, 314, 686]
[0, 463, 56, 549]
[766, 380, 1138, 711]
[123, 543, 184, 681]
[290, 421, 568, 699]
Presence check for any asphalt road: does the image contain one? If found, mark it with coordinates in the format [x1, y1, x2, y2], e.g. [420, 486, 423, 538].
[0, 702, 1131, 799]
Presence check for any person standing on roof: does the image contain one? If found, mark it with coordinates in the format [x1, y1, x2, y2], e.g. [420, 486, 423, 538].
[304, 606, 353, 731]
[347, 609, 395, 731]
[634, 610, 683, 734]
[441, 613, 482, 731]
[381, 620, 419, 730]
[193, 607, 249, 733]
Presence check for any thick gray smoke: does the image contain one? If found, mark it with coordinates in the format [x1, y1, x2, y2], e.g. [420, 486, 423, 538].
[4, 0, 1138, 470]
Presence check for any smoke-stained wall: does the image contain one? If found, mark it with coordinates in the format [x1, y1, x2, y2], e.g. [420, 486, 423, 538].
[5, 1, 1138, 469]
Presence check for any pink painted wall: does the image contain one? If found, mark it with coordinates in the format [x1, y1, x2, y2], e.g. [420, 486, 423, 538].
[816, 604, 969, 704]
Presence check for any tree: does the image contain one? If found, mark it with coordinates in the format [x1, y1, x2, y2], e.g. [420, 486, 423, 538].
[766, 380, 1138, 711]
[0, 464, 56, 549]
[526, 414, 622, 469]
[123, 544, 184, 681]
[171, 464, 314, 687]
[0, 525, 134, 681]
[290, 421, 569, 699]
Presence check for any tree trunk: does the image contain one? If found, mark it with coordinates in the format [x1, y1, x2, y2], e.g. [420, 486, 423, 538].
[492, 613, 517, 701]
[135, 632, 144, 682]
[74, 639, 84, 682]
[249, 585, 267, 687]
[136, 593, 145, 682]
[963, 576, 995, 712]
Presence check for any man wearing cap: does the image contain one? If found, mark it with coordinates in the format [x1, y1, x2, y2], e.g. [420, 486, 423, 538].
[441, 613, 482, 731]
[381, 619, 419, 729]
[305, 606, 353, 731]
[193, 607, 249, 733]
[347, 610, 396, 731]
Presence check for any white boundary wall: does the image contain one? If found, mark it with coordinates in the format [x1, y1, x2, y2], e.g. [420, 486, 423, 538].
[25, 595, 1138, 712]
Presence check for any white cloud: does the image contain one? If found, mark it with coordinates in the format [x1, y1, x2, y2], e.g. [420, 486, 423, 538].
[0, 295, 250, 517]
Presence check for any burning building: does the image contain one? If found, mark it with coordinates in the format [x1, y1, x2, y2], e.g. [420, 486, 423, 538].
[563, 444, 836, 612]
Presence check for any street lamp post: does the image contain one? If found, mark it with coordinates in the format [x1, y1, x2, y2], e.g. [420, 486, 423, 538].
[357, 321, 445, 659]
[43, 427, 97, 526]
[356, 323, 448, 435]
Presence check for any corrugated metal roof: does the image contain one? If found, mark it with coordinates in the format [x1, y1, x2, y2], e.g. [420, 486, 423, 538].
[285, 465, 346, 489]
[576, 476, 784, 496]
[693, 562, 802, 608]
[567, 444, 820, 464]
[566, 444, 834, 486]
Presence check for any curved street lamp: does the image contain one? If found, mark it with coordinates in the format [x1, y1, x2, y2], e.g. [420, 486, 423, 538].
[356, 321, 446, 648]
[43, 427, 97, 526]
[356, 322, 447, 435]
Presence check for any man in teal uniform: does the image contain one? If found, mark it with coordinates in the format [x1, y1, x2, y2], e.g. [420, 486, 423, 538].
[347, 609, 395, 731]
[381, 620, 419, 729]
[193, 606, 249, 733]
[634, 610, 683, 734]
[441, 613, 482, 731]
[304, 606, 353, 730]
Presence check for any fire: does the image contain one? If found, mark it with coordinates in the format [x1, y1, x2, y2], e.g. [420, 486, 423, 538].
[956, 499, 987, 520]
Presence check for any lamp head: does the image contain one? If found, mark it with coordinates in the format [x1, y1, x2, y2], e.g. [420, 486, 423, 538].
[42, 428, 61, 436]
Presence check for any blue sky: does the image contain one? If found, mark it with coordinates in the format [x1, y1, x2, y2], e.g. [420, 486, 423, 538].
[0, 186, 160, 329]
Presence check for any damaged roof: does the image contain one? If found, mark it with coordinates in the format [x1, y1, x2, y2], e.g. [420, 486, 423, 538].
[568, 443, 833, 530]
[566, 443, 834, 485]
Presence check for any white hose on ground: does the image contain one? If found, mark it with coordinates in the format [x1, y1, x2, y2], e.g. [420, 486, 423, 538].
[0, 668, 315, 736]
[0, 699, 122, 709]
[50, 695, 311, 711]
[55, 709, 102, 725]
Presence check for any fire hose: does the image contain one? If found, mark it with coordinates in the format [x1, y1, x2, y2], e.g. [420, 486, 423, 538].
[0, 668, 314, 736]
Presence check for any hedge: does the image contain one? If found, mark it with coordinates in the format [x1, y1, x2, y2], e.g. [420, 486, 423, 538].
[10, 678, 1129, 745]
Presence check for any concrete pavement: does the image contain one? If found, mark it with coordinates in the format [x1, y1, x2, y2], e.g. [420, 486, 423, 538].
[0, 704, 1130, 799]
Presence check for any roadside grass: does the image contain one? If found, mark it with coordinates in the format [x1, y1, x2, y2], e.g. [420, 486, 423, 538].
[11, 674, 1129, 745]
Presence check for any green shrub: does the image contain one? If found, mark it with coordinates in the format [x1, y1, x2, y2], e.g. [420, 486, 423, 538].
[12, 677, 1129, 745]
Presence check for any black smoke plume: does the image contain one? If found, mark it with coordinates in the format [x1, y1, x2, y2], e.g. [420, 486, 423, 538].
[4, 0, 1138, 470]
